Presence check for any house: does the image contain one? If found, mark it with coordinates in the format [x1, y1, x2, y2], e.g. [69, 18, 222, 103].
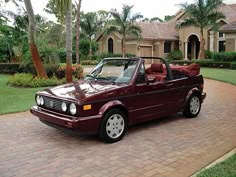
[96, 3, 236, 61]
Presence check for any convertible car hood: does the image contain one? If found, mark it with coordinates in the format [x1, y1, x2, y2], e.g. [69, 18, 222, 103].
[42, 80, 121, 101]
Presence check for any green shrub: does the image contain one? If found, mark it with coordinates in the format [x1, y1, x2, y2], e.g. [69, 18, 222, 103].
[204, 50, 212, 59]
[230, 62, 236, 70]
[79, 39, 98, 57]
[8, 73, 33, 87]
[167, 50, 183, 60]
[96, 52, 136, 61]
[8, 73, 66, 88]
[56, 49, 76, 63]
[81, 60, 99, 65]
[44, 64, 60, 78]
[0, 63, 21, 74]
[212, 52, 236, 62]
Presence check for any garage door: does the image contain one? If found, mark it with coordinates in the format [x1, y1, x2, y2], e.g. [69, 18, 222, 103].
[139, 46, 152, 64]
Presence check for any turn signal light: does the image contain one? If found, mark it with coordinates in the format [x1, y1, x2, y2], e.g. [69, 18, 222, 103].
[83, 104, 92, 110]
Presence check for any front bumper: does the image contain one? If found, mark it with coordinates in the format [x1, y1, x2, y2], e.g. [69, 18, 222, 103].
[201, 92, 206, 102]
[30, 106, 102, 134]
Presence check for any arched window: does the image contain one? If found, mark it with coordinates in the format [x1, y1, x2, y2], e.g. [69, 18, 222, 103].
[108, 38, 113, 53]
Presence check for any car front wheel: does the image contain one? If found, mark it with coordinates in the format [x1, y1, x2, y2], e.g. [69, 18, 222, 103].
[98, 108, 127, 143]
[183, 94, 201, 118]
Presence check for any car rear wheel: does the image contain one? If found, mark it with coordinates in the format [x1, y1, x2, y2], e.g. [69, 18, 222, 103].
[183, 94, 201, 118]
[98, 108, 127, 143]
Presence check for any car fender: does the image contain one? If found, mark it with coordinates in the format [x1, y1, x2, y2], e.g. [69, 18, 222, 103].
[184, 87, 201, 105]
[99, 100, 126, 115]
[98, 100, 132, 123]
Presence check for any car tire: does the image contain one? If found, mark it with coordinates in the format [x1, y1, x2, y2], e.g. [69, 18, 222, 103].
[98, 108, 127, 143]
[183, 93, 201, 118]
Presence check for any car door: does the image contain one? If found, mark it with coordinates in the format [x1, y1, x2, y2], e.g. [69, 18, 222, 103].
[131, 63, 172, 124]
[163, 78, 188, 113]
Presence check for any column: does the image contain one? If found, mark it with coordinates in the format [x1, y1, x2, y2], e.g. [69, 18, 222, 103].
[184, 42, 188, 60]
[209, 31, 214, 52]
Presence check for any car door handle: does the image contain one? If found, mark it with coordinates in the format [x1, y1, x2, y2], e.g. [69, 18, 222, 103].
[167, 83, 174, 87]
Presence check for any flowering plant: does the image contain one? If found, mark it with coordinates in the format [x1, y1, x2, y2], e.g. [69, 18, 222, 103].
[56, 64, 83, 79]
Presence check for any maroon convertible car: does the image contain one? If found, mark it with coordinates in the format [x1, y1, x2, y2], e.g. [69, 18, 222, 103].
[31, 57, 206, 143]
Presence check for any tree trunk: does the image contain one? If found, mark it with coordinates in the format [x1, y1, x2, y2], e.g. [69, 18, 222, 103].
[89, 40, 92, 59]
[66, 2, 73, 82]
[23, 0, 48, 78]
[198, 28, 205, 59]
[122, 34, 126, 57]
[76, 0, 82, 64]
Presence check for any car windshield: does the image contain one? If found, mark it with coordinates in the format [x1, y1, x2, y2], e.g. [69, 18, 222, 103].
[85, 59, 138, 84]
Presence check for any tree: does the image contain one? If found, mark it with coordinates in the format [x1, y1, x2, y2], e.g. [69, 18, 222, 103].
[164, 15, 175, 21]
[75, 0, 82, 64]
[177, 0, 225, 59]
[107, 4, 143, 57]
[23, 0, 48, 78]
[141, 17, 163, 22]
[80, 12, 102, 58]
[52, 0, 73, 82]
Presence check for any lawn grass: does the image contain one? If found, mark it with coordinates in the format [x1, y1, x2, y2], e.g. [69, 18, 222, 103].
[197, 153, 236, 177]
[0, 74, 44, 115]
[201, 68, 236, 85]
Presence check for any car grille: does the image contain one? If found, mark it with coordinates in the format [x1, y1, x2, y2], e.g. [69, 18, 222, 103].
[43, 97, 63, 111]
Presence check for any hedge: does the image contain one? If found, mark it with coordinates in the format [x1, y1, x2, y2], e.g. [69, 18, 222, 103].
[170, 59, 233, 69]
[212, 52, 236, 62]
[0, 63, 35, 74]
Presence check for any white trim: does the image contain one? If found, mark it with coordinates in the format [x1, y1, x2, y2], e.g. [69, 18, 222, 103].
[217, 32, 226, 52]
[185, 33, 200, 42]
[184, 42, 188, 60]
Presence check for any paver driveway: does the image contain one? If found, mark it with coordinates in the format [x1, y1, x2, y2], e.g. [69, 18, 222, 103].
[0, 79, 235, 177]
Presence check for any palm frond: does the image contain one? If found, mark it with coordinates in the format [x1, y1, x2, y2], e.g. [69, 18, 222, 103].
[110, 10, 123, 25]
[122, 4, 133, 22]
[52, 0, 72, 22]
[177, 0, 225, 30]
[104, 25, 120, 35]
[130, 13, 143, 22]
[176, 18, 198, 29]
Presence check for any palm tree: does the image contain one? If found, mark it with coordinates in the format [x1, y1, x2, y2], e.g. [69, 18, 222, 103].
[76, 0, 82, 64]
[177, 0, 225, 59]
[52, 0, 73, 82]
[80, 12, 102, 58]
[106, 4, 143, 57]
[23, 0, 48, 78]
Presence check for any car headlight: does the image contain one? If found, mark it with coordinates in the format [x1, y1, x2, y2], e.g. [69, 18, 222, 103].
[36, 95, 41, 105]
[69, 103, 77, 115]
[61, 102, 67, 112]
[40, 96, 44, 105]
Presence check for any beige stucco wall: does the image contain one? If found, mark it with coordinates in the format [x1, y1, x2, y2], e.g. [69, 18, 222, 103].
[225, 33, 236, 52]
[98, 33, 122, 54]
[125, 43, 137, 56]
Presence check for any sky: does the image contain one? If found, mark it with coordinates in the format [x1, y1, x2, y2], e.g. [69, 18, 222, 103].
[3, 0, 236, 21]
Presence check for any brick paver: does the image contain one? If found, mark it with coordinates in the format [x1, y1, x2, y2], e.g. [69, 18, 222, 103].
[0, 79, 235, 177]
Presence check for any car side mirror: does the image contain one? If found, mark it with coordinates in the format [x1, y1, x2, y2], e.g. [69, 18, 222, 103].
[136, 73, 146, 84]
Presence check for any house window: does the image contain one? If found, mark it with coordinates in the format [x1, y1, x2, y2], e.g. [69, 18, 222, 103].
[164, 42, 171, 53]
[219, 32, 225, 38]
[108, 38, 113, 53]
[218, 41, 225, 52]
